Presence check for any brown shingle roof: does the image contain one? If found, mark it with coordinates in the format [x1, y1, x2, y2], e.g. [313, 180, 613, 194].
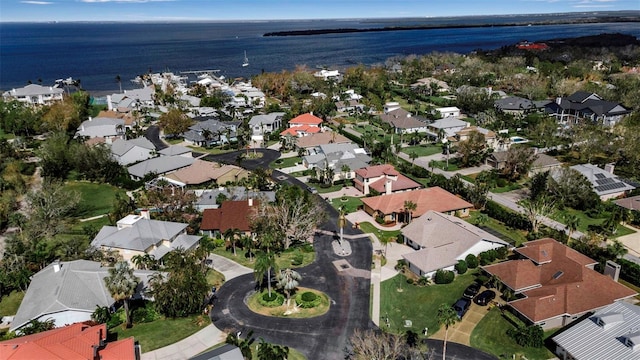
[201, 200, 259, 233]
[483, 238, 636, 324]
[360, 187, 472, 216]
[164, 160, 246, 185]
[295, 131, 351, 148]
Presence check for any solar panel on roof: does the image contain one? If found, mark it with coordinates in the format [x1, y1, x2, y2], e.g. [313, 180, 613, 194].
[594, 173, 606, 179]
[595, 178, 615, 185]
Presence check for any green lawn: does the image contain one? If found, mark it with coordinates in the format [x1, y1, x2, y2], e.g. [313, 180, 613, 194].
[358, 222, 401, 244]
[111, 315, 206, 352]
[466, 211, 528, 246]
[185, 145, 236, 155]
[0, 291, 24, 316]
[314, 183, 346, 194]
[470, 307, 555, 360]
[380, 272, 477, 335]
[330, 196, 363, 214]
[206, 269, 225, 289]
[212, 245, 315, 271]
[551, 208, 636, 238]
[64, 181, 125, 219]
[401, 145, 442, 157]
[492, 183, 523, 193]
[270, 156, 302, 169]
[429, 160, 460, 171]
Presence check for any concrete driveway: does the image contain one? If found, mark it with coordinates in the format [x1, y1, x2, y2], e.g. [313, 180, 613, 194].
[431, 301, 492, 346]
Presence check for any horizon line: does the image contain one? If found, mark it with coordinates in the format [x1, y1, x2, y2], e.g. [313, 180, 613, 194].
[1, 10, 639, 24]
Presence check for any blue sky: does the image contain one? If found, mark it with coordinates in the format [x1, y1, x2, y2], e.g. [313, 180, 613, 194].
[1, 0, 638, 22]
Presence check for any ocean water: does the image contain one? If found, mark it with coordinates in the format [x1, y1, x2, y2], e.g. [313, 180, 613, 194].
[1, 16, 639, 93]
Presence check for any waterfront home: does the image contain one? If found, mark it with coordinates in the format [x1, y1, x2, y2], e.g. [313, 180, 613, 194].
[110, 137, 156, 165]
[360, 187, 473, 224]
[2, 84, 64, 106]
[9, 259, 155, 333]
[483, 238, 636, 330]
[402, 210, 509, 278]
[91, 211, 201, 262]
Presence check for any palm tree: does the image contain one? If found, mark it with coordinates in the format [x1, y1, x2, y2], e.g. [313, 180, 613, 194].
[201, 128, 213, 148]
[241, 234, 255, 262]
[409, 151, 418, 165]
[254, 251, 277, 296]
[115, 75, 122, 93]
[224, 228, 241, 256]
[104, 261, 139, 328]
[437, 303, 459, 360]
[403, 200, 417, 224]
[226, 329, 255, 360]
[276, 268, 302, 308]
[564, 214, 580, 244]
[341, 164, 351, 184]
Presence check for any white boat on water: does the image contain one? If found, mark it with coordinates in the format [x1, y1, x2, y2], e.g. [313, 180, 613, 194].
[242, 51, 249, 67]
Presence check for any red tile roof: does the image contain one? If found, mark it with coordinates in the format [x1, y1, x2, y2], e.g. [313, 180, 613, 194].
[483, 238, 636, 324]
[201, 200, 259, 233]
[280, 125, 321, 136]
[289, 113, 323, 125]
[360, 187, 472, 216]
[355, 164, 400, 178]
[0, 323, 135, 360]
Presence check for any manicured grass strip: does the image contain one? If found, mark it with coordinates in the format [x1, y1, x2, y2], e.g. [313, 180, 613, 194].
[550, 208, 636, 238]
[206, 269, 225, 288]
[401, 145, 442, 157]
[0, 291, 24, 316]
[470, 307, 554, 360]
[112, 315, 206, 352]
[64, 181, 125, 218]
[212, 245, 315, 271]
[247, 287, 329, 318]
[358, 222, 401, 244]
[380, 273, 476, 335]
[466, 211, 528, 246]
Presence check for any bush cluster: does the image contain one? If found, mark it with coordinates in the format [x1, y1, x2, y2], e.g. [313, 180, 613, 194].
[507, 325, 544, 348]
[259, 291, 285, 307]
[296, 291, 322, 309]
[132, 302, 160, 323]
[106, 308, 125, 329]
[484, 200, 531, 231]
[434, 269, 455, 284]
[455, 260, 468, 274]
[465, 254, 479, 269]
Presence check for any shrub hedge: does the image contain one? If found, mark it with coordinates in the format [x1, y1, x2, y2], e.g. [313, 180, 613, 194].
[296, 291, 322, 309]
[259, 291, 285, 307]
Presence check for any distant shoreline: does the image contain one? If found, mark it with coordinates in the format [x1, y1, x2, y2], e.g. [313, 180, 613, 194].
[263, 17, 640, 37]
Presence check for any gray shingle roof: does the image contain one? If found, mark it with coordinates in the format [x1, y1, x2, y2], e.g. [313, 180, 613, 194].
[3, 84, 64, 97]
[127, 155, 194, 178]
[110, 137, 155, 156]
[91, 218, 189, 252]
[570, 164, 635, 196]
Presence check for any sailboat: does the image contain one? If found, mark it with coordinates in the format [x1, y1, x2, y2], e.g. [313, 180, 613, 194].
[242, 51, 249, 67]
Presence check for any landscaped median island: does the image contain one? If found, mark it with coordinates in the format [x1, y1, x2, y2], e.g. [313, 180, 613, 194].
[247, 287, 330, 318]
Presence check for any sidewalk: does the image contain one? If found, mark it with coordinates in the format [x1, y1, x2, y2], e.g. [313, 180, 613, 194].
[141, 255, 252, 360]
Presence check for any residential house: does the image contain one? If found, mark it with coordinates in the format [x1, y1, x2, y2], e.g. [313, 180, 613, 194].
[336, 99, 366, 113]
[194, 187, 275, 212]
[545, 91, 631, 127]
[182, 119, 238, 147]
[96, 110, 137, 131]
[76, 117, 125, 143]
[157, 145, 192, 157]
[110, 137, 156, 165]
[570, 163, 636, 200]
[614, 195, 640, 212]
[435, 106, 460, 118]
[494, 96, 537, 117]
[2, 84, 64, 106]
[354, 164, 422, 196]
[295, 131, 352, 154]
[360, 187, 473, 223]
[379, 108, 429, 135]
[529, 153, 562, 176]
[9, 259, 155, 333]
[200, 199, 258, 238]
[428, 117, 470, 138]
[314, 69, 341, 81]
[249, 112, 285, 136]
[107, 86, 155, 112]
[552, 301, 640, 360]
[127, 155, 194, 180]
[280, 113, 323, 137]
[1, 322, 139, 360]
[483, 238, 637, 329]
[402, 210, 509, 278]
[161, 160, 249, 187]
[453, 126, 501, 151]
[410, 78, 450, 93]
[90, 212, 201, 262]
[303, 143, 371, 182]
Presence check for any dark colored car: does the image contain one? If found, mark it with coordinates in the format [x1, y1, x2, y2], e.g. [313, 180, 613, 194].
[463, 282, 481, 299]
[474, 289, 496, 306]
[453, 298, 471, 319]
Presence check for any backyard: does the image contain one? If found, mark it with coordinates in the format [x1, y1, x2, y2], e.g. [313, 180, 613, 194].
[466, 211, 528, 246]
[401, 145, 442, 157]
[64, 181, 126, 219]
[551, 207, 636, 238]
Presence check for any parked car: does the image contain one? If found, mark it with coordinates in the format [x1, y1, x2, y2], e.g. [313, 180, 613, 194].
[306, 186, 318, 194]
[453, 298, 471, 319]
[474, 289, 496, 306]
[463, 283, 481, 299]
